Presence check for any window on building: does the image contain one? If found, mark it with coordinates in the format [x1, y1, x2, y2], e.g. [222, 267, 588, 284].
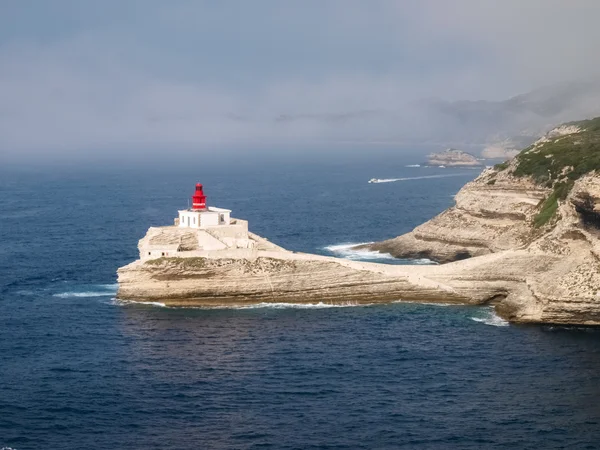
[148, 252, 151, 255]
[161, 252, 165, 256]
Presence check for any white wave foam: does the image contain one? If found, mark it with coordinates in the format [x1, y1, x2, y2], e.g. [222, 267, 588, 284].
[235, 301, 368, 309]
[323, 242, 397, 261]
[324, 243, 436, 265]
[115, 299, 167, 307]
[409, 258, 438, 265]
[113, 299, 365, 309]
[368, 173, 471, 184]
[54, 291, 115, 298]
[53, 283, 118, 298]
[405, 164, 421, 167]
[471, 308, 509, 327]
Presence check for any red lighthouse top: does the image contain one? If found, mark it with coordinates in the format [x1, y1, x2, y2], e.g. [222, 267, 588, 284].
[192, 183, 207, 210]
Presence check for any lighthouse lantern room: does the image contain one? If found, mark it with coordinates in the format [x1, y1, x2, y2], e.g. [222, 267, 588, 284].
[177, 183, 231, 229]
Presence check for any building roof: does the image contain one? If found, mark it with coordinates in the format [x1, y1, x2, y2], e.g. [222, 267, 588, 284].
[178, 207, 232, 213]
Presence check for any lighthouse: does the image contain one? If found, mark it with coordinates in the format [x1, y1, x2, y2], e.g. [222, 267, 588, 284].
[177, 183, 231, 229]
[192, 183, 207, 210]
[139, 183, 254, 260]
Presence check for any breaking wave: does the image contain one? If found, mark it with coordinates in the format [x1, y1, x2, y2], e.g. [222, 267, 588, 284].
[115, 299, 167, 307]
[113, 299, 367, 309]
[471, 307, 509, 327]
[324, 242, 397, 261]
[323, 243, 435, 265]
[234, 302, 368, 309]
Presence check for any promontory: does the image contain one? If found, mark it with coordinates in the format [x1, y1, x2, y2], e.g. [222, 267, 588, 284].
[117, 118, 600, 325]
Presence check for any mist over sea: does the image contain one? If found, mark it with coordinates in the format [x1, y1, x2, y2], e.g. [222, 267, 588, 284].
[2, 154, 600, 449]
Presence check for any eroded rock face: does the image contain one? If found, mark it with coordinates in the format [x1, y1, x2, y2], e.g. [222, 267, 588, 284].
[117, 254, 473, 307]
[362, 169, 548, 263]
[356, 172, 600, 324]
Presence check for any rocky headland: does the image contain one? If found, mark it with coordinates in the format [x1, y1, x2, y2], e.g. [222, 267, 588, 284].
[360, 118, 600, 324]
[117, 118, 600, 325]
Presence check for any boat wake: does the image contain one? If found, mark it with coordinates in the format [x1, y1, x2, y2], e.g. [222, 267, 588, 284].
[368, 173, 471, 184]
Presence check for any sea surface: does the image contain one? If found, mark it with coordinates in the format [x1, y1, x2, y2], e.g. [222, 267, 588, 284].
[2, 156, 600, 449]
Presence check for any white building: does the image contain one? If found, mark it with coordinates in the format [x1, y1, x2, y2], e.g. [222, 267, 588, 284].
[177, 206, 231, 229]
[175, 183, 232, 229]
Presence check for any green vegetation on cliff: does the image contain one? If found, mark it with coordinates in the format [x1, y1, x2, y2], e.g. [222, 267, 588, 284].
[532, 181, 573, 227]
[512, 117, 600, 184]
[496, 117, 600, 226]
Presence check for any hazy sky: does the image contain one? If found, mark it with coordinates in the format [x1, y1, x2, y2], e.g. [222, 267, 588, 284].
[1, 0, 600, 160]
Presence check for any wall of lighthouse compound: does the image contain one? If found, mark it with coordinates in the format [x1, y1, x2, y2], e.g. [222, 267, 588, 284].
[139, 221, 255, 260]
[139, 184, 256, 260]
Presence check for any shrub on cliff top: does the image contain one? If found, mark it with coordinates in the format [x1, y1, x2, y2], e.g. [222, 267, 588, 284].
[494, 161, 509, 171]
[503, 116, 600, 227]
[512, 117, 600, 184]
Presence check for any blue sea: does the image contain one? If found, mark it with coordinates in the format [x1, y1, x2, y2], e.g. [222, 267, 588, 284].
[2, 154, 600, 449]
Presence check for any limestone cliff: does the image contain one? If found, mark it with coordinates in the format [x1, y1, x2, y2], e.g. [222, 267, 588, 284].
[117, 252, 472, 307]
[359, 118, 600, 324]
[361, 168, 549, 263]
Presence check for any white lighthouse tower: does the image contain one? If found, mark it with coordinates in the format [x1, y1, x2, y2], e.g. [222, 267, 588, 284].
[177, 183, 232, 229]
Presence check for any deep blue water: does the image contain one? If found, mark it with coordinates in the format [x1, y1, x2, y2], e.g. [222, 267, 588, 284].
[2, 156, 600, 449]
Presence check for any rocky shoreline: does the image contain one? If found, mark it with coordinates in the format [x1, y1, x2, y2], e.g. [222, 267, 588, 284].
[117, 122, 600, 325]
